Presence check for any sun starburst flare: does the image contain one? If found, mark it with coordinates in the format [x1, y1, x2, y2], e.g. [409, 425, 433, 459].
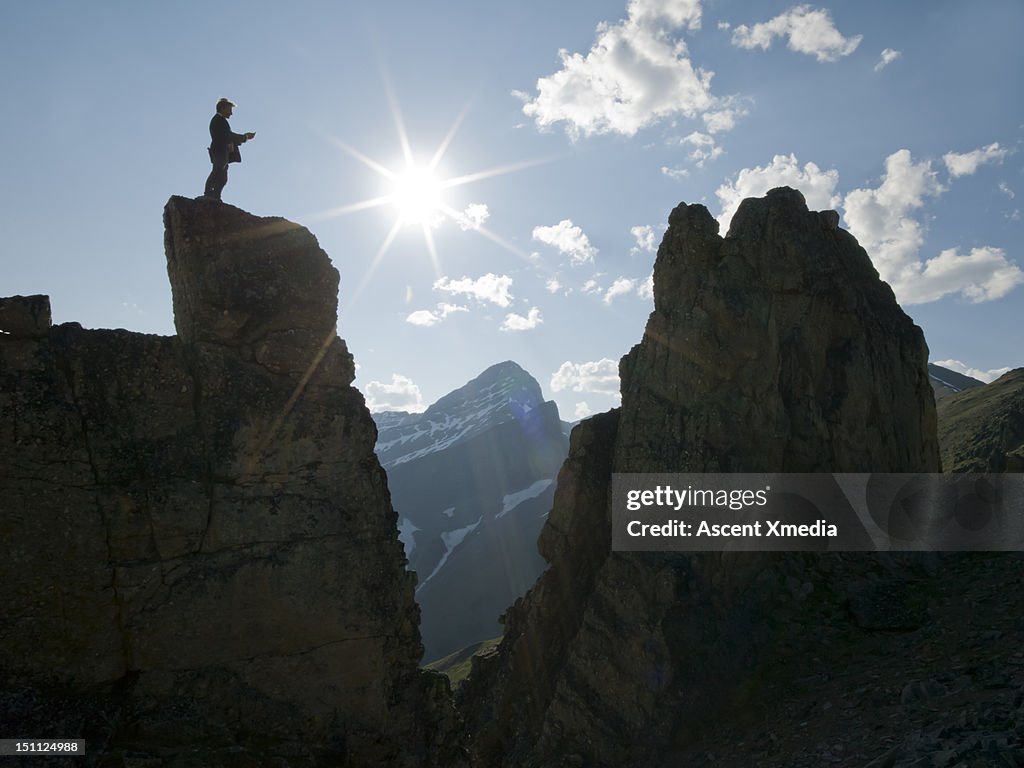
[309, 91, 557, 309]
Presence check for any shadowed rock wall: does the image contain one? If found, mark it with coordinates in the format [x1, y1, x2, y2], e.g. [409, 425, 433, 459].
[617, 187, 938, 474]
[0, 197, 463, 767]
[461, 188, 941, 768]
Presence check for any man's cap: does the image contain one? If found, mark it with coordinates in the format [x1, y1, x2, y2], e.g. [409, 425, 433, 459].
[216, 97, 236, 108]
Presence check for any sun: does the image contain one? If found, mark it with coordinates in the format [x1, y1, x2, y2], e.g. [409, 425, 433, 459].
[312, 88, 556, 312]
[390, 164, 445, 226]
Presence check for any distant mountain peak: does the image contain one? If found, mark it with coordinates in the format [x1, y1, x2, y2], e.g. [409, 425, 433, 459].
[373, 361, 553, 469]
[477, 359, 531, 379]
[927, 362, 986, 399]
[375, 359, 569, 663]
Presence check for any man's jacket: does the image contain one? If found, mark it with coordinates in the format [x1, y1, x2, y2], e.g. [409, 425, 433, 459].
[209, 114, 246, 164]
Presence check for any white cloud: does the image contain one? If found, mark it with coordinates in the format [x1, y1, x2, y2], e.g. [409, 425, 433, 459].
[680, 130, 714, 147]
[629, 0, 703, 30]
[700, 96, 749, 134]
[434, 273, 513, 307]
[933, 359, 1013, 385]
[406, 310, 440, 327]
[364, 374, 426, 413]
[637, 273, 654, 299]
[574, 401, 593, 419]
[604, 277, 638, 303]
[631, 224, 658, 254]
[717, 21, 731, 31]
[438, 302, 465, 316]
[842, 149, 946, 291]
[907, 247, 1024, 304]
[551, 358, 621, 396]
[702, 108, 740, 134]
[999, 182, 1015, 200]
[843, 149, 1023, 304]
[533, 219, 598, 265]
[456, 202, 490, 231]
[545, 277, 562, 293]
[405, 303, 469, 327]
[731, 5, 862, 62]
[943, 142, 1011, 178]
[500, 306, 543, 331]
[716, 153, 841, 232]
[874, 48, 902, 72]
[520, 0, 718, 139]
[678, 130, 724, 167]
[661, 165, 690, 179]
[581, 278, 602, 295]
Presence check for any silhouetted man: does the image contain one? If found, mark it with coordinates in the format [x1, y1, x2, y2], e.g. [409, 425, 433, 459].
[203, 98, 256, 201]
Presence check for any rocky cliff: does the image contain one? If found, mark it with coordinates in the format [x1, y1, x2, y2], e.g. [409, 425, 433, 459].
[616, 187, 938, 474]
[460, 188, 943, 767]
[0, 197, 462, 767]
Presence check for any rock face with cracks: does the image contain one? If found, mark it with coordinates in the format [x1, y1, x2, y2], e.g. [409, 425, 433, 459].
[617, 187, 938, 474]
[460, 188, 941, 768]
[0, 197, 464, 767]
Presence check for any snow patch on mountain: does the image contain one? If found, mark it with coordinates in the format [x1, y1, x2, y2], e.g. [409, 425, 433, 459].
[416, 517, 482, 593]
[374, 365, 546, 469]
[497, 478, 554, 519]
[931, 374, 962, 393]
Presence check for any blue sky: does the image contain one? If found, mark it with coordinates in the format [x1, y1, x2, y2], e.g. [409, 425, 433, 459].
[2, 0, 1021, 420]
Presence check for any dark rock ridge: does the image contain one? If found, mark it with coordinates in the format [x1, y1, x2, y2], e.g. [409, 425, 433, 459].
[374, 361, 568, 663]
[460, 188, 942, 767]
[937, 367, 1024, 471]
[616, 187, 938, 474]
[928, 362, 985, 400]
[0, 197, 463, 766]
